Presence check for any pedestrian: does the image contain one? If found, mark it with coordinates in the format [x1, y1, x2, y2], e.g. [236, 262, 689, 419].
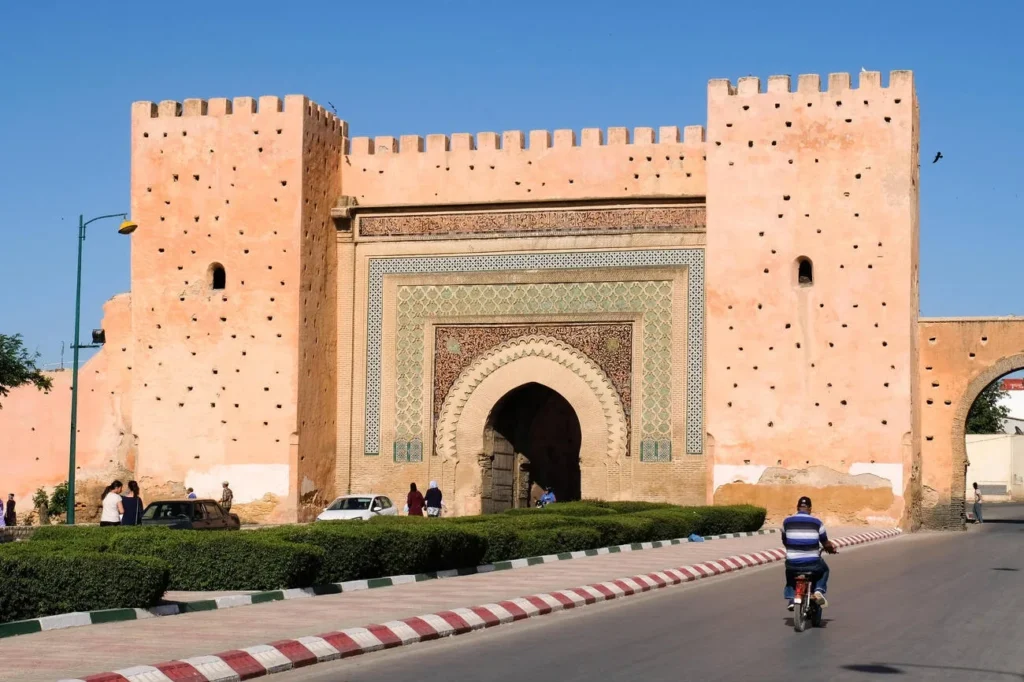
[100, 480, 124, 527]
[220, 481, 233, 512]
[4, 494, 16, 527]
[425, 481, 444, 518]
[120, 480, 144, 526]
[406, 482, 425, 516]
[186, 488, 197, 499]
[973, 482, 984, 524]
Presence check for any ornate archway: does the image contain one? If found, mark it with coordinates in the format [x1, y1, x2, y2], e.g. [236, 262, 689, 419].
[435, 335, 628, 515]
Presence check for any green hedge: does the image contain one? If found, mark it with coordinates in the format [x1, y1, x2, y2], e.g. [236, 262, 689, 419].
[501, 502, 619, 518]
[0, 544, 169, 623]
[261, 522, 487, 584]
[18, 502, 766, 610]
[109, 532, 322, 591]
[30, 525, 176, 551]
[515, 526, 604, 557]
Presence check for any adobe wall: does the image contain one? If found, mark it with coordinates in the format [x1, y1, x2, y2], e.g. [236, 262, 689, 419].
[336, 120, 711, 512]
[918, 317, 1024, 528]
[0, 295, 133, 522]
[343, 125, 706, 206]
[705, 72, 920, 527]
[128, 96, 344, 522]
[341, 230, 708, 514]
[5, 69, 953, 529]
[295, 105, 345, 520]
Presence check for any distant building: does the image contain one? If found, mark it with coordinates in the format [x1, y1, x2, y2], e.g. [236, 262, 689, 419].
[998, 378, 1024, 434]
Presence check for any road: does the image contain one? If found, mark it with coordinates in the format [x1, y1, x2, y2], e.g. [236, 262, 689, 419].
[274, 505, 1024, 682]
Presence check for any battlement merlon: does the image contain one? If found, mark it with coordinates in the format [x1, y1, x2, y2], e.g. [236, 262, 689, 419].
[130, 95, 348, 136]
[708, 70, 913, 98]
[346, 125, 706, 155]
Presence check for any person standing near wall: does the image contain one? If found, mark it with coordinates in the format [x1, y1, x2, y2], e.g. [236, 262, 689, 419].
[4, 494, 15, 527]
[220, 481, 233, 512]
[406, 482, 425, 516]
[973, 482, 984, 524]
[100, 481, 124, 527]
[120, 481, 144, 526]
[186, 488, 197, 499]
[425, 481, 444, 518]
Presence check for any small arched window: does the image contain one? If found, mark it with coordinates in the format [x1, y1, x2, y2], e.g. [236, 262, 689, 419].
[210, 263, 226, 290]
[797, 257, 813, 286]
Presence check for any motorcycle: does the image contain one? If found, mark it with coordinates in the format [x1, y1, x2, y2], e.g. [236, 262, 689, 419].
[791, 546, 837, 633]
[791, 571, 823, 632]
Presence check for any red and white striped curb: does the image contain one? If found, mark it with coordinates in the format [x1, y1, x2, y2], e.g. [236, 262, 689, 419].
[60, 529, 901, 682]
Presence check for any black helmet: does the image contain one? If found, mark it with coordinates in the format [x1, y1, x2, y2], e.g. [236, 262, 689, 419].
[797, 496, 813, 509]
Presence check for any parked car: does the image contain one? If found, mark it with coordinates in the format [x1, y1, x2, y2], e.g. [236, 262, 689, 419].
[140, 499, 241, 530]
[316, 494, 397, 521]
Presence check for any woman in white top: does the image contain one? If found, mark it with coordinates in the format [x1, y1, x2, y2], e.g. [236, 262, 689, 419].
[100, 480, 124, 526]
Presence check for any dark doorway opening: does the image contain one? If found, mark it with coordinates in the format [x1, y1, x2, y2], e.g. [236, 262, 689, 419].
[480, 383, 582, 513]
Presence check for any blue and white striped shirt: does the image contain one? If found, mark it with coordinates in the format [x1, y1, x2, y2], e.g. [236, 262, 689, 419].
[781, 512, 829, 565]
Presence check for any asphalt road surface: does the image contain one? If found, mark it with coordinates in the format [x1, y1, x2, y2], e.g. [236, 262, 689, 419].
[275, 505, 1024, 682]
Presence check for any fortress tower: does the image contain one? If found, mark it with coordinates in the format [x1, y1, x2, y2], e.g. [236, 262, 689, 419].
[128, 96, 344, 521]
[705, 72, 921, 523]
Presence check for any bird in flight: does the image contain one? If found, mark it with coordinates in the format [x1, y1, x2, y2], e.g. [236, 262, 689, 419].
[932, 152, 943, 164]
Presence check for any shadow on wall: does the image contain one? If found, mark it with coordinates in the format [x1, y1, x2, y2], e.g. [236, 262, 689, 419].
[714, 466, 897, 525]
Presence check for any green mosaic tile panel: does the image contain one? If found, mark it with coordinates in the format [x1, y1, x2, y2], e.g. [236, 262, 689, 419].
[393, 280, 674, 445]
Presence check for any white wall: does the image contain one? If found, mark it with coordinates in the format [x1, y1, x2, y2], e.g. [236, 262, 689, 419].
[1013, 436, 1024, 499]
[965, 434, 1024, 501]
[966, 435, 1012, 501]
[1001, 390, 1024, 420]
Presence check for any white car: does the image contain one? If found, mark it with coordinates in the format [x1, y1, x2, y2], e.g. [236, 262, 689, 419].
[316, 494, 398, 521]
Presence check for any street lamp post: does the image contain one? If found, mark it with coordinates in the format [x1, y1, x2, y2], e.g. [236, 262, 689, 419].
[67, 213, 137, 524]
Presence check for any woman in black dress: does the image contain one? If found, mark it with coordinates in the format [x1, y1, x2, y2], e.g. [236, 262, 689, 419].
[120, 480, 144, 526]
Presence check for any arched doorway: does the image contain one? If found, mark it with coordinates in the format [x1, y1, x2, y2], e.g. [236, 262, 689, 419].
[958, 363, 1024, 523]
[434, 335, 628, 516]
[481, 383, 582, 513]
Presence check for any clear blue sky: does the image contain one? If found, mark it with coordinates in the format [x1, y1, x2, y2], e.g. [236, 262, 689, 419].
[1, 0, 1021, 368]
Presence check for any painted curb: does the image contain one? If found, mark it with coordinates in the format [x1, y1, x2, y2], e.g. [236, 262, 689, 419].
[58, 529, 901, 682]
[0, 528, 780, 640]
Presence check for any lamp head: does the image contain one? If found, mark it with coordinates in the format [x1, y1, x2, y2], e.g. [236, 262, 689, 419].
[118, 220, 138, 235]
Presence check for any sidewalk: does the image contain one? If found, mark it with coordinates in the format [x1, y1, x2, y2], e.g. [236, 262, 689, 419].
[0, 526, 888, 681]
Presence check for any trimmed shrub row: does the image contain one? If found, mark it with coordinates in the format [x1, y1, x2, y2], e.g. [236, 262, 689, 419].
[24, 525, 323, 591]
[0, 543, 170, 623]
[4, 502, 765, 622]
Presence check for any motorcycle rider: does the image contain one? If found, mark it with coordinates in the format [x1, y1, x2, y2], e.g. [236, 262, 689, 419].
[781, 496, 837, 611]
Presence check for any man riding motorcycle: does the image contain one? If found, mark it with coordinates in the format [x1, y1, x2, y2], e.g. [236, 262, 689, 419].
[781, 496, 837, 611]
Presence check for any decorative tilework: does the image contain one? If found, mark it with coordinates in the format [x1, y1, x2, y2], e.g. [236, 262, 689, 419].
[640, 439, 673, 462]
[435, 335, 629, 464]
[365, 249, 704, 456]
[358, 205, 706, 238]
[393, 439, 423, 463]
[433, 324, 633, 426]
[397, 284, 663, 451]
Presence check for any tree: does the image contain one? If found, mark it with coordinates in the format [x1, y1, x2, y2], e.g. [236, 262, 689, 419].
[0, 334, 52, 408]
[966, 381, 1012, 434]
[49, 481, 69, 519]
